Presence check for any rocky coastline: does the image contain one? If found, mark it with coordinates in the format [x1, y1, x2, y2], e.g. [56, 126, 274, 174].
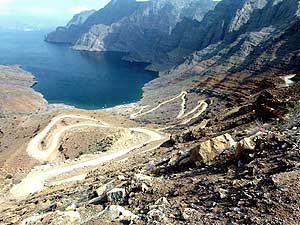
[0, 65, 47, 117]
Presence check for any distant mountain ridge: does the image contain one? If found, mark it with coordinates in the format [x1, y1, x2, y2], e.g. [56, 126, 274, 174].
[66, 10, 96, 28]
[46, 0, 300, 74]
[45, 0, 218, 70]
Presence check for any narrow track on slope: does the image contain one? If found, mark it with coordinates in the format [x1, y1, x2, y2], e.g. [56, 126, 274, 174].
[130, 91, 188, 119]
[10, 114, 165, 199]
[181, 101, 208, 125]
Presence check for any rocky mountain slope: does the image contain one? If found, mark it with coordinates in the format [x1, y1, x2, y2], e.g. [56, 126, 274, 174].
[167, 0, 300, 76]
[45, 0, 147, 44]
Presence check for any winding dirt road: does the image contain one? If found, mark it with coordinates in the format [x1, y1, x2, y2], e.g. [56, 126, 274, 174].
[130, 91, 188, 119]
[130, 90, 208, 125]
[176, 92, 187, 119]
[11, 90, 209, 199]
[27, 115, 108, 162]
[181, 101, 208, 125]
[10, 114, 165, 199]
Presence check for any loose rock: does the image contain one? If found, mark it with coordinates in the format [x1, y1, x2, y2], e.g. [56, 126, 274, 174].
[107, 188, 126, 202]
[190, 133, 236, 164]
[235, 137, 256, 158]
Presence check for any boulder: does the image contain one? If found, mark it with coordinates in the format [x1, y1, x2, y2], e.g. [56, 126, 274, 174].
[96, 180, 115, 197]
[103, 205, 138, 221]
[133, 173, 153, 192]
[107, 188, 126, 202]
[134, 174, 153, 183]
[88, 181, 115, 205]
[235, 137, 256, 158]
[190, 134, 236, 164]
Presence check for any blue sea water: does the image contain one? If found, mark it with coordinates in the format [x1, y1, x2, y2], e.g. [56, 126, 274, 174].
[0, 29, 157, 109]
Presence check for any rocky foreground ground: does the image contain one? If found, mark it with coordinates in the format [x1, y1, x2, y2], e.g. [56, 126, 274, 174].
[0, 65, 299, 224]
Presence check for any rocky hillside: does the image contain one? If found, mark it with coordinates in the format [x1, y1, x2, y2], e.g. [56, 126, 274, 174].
[0, 65, 47, 117]
[167, 0, 300, 76]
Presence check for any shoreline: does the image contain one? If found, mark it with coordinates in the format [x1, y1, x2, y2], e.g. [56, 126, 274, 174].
[0, 63, 159, 116]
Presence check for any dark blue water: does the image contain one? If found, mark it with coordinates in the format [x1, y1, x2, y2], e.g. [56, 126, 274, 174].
[0, 30, 157, 109]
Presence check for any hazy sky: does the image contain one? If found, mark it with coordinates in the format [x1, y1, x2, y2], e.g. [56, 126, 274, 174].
[0, 0, 111, 28]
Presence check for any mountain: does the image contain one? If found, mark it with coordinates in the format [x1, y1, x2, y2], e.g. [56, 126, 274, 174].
[45, 0, 149, 44]
[65, 10, 96, 28]
[168, 0, 300, 76]
[46, 0, 300, 72]
[46, 0, 218, 69]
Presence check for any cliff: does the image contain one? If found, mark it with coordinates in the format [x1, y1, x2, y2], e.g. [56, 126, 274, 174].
[46, 0, 217, 70]
[168, 0, 300, 76]
[66, 10, 96, 28]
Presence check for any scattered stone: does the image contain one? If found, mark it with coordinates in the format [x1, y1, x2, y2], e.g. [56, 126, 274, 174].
[107, 188, 126, 202]
[134, 173, 153, 182]
[102, 205, 138, 221]
[89, 180, 115, 204]
[96, 180, 115, 197]
[155, 197, 170, 206]
[20, 210, 81, 225]
[235, 137, 256, 158]
[168, 151, 191, 166]
[133, 173, 153, 192]
[88, 196, 105, 205]
[218, 188, 228, 199]
[118, 175, 126, 181]
[141, 183, 150, 192]
[182, 208, 197, 221]
[190, 133, 236, 164]
[147, 209, 168, 224]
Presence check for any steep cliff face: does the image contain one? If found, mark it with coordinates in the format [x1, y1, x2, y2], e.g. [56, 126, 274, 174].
[66, 10, 96, 28]
[139, 0, 300, 107]
[46, 0, 217, 69]
[73, 0, 217, 69]
[45, 0, 147, 44]
[167, 0, 300, 76]
[46, 0, 300, 73]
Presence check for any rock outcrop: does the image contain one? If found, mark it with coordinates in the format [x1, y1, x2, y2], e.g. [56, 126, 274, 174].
[190, 133, 236, 164]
